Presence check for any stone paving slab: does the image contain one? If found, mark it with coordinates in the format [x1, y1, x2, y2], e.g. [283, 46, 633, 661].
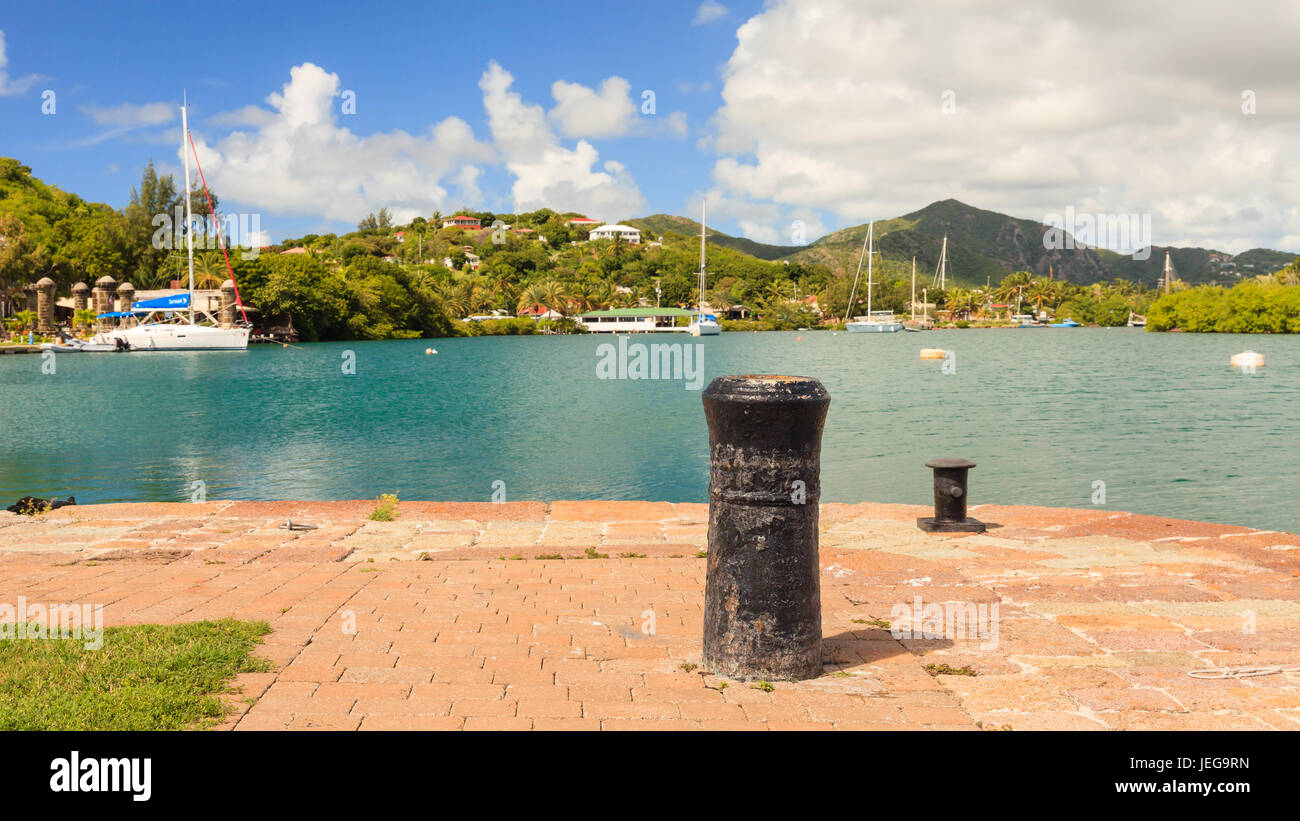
[0, 500, 1297, 730]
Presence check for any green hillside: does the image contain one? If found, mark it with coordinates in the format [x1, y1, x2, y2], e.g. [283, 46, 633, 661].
[625, 214, 801, 260]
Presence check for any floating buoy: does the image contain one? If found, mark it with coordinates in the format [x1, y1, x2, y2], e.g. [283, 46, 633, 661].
[920, 348, 946, 360]
[796, 336, 803, 341]
[426, 348, 437, 355]
[1230, 350, 1264, 368]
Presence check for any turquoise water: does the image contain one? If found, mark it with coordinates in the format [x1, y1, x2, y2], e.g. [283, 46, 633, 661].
[1, 328, 1296, 532]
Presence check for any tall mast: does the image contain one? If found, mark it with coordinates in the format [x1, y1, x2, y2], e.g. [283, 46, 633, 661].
[940, 235, 947, 291]
[181, 96, 195, 324]
[843, 224, 870, 324]
[865, 222, 874, 315]
[911, 256, 917, 321]
[698, 199, 707, 314]
[933, 235, 948, 290]
[1163, 251, 1173, 294]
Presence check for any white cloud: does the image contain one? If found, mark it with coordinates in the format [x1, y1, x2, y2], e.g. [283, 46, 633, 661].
[0, 30, 41, 96]
[711, 0, 1300, 252]
[80, 102, 174, 127]
[206, 105, 277, 128]
[664, 111, 688, 139]
[72, 101, 176, 147]
[693, 1, 728, 26]
[480, 61, 643, 221]
[189, 62, 495, 223]
[548, 76, 637, 139]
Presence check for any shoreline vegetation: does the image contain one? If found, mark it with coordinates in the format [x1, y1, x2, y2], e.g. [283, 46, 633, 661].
[3, 158, 1298, 342]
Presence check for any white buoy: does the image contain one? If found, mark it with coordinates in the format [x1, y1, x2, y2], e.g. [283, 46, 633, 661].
[1230, 351, 1263, 369]
[426, 348, 437, 355]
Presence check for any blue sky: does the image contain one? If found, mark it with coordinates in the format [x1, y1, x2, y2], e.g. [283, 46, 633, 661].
[2, 1, 1298, 252]
[0, 0, 766, 242]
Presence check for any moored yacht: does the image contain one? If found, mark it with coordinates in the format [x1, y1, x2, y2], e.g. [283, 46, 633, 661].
[93, 99, 250, 352]
[843, 221, 904, 333]
[686, 200, 721, 337]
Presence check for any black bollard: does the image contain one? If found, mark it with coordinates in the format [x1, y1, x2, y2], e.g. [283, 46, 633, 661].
[916, 457, 986, 533]
[702, 375, 830, 681]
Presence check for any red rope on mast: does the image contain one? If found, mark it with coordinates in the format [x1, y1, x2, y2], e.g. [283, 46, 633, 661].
[187, 131, 249, 324]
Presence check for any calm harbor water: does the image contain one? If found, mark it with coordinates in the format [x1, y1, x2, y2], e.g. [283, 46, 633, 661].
[1, 328, 1296, 532]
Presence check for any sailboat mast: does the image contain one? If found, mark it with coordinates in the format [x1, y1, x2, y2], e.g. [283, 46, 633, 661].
[911, 256, 916, 321]
[698, 200, 707, 315]
[865, 222, 874, 315]
[1164, 251, 1172, 294]
[940, 235, 947, 291]
[181, 98, 195, 324]
[843, 224, 870, 324]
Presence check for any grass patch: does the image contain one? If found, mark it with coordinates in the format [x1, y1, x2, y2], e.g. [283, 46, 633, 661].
[851, 617, 892, 629]
[0, 619, 272, 730]
[534, 553, 564, 560]
[924, 663, 977, 677]
[618, 552, 647, 558]
[584, 548, 609, 559]
[368, 492, 400, 521]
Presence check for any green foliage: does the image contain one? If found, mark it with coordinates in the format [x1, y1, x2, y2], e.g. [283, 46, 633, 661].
[1147, 279, 1300, 333]
[369, 493, 400, 521]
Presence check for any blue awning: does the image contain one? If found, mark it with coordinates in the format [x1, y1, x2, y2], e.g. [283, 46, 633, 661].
[96, 311, 141, 318]
[133, 293, 189, 310]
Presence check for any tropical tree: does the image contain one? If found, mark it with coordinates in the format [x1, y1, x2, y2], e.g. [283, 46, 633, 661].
[946, 288, 981, 320]
[192, 253, 227, 289]
[5, 309, 37, 336]
[72, 308, 98, 334]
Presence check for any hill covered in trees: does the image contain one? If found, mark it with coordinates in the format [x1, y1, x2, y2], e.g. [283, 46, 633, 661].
[3, 157, 1297, 340]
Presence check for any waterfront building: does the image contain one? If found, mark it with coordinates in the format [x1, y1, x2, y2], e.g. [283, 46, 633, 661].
[577, 307, 694, 333]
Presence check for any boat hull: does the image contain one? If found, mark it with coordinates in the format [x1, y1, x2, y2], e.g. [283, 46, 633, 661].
[93, 324, 250, 351]
[846, 321, 904, 333]
[688, 320, 721, 336]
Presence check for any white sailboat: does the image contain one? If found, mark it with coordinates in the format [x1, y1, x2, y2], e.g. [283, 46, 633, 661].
[687, 200, 721, 336]
[92, 100, 250, 352]
[845, 222, 903, 333]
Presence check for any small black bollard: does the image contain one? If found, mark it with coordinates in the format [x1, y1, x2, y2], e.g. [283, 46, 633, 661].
[917, 457, 986, 533]
[701, 375, 830, 681]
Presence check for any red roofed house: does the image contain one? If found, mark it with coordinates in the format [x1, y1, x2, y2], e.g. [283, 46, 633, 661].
[565, 217, 600, 226]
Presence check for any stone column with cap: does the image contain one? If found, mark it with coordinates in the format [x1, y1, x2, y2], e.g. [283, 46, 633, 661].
[701, 374, 831, 681]
[72, 282, 89, 312]
[93, 276, 116, 330]
[35, 277, 56, 334]
[218, 280, 237, 328]
[117, 282, 135, 328]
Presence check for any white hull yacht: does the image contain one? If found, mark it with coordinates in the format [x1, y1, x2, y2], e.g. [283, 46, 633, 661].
[93, 100, 250, 352]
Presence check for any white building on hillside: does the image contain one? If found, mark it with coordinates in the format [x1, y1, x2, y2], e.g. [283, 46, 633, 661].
[588, 224, 641, 244]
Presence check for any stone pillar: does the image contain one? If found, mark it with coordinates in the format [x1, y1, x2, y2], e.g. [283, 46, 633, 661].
[35, 277, 56, 334]
[93, 276, 116, 331]
[117, 282, 135, 328]
[218, 279, 237, 328]
[72, 282, 89, 312]
[701, 375, 830, 681]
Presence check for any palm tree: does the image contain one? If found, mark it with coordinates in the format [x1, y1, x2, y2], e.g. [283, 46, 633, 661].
[6, 309, 37, 337]
[1026, 277, 1062, 314]
[72, 309, 97, 335]
[192, 253, 226, 289]
[946, 289, 980, 320]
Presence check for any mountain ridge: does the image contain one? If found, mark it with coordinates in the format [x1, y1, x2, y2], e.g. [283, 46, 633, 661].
[628, 200, 1297, 287]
